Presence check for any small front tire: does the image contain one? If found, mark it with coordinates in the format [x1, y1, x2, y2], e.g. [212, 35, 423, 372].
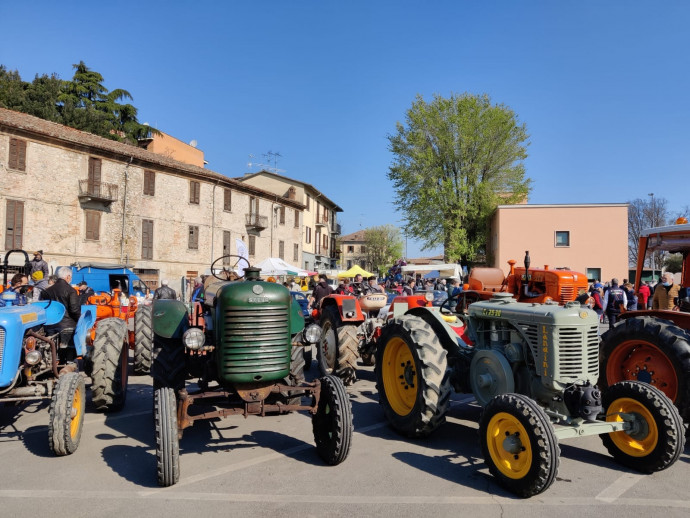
[49, 372, 86, 456]
[155, 386, 180, 487]
[312, 375, 353, 465]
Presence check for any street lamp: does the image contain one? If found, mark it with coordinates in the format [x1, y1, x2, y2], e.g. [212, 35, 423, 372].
[648, 193, 655, 282]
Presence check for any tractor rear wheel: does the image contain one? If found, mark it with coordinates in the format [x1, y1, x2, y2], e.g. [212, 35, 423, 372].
[318, 306, 359, 385]
[134, 305, 153, 375]
[155, 386, 180, 487]
[152, 335, 186, 391]
[601, 380, 685, 473]
[49, 372, 85, 456]
[312, 375, 353, 465]
[479, 393, 560, 498]
[375, 315, 451, 438]
[599, 316, 690, 422]
[91, 318, 128, 412]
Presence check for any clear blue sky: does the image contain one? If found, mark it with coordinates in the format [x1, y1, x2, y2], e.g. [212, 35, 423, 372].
[2, 1, 689, 258]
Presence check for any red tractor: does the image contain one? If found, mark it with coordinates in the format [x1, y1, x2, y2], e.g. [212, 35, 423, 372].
[599, 218, 690, 426]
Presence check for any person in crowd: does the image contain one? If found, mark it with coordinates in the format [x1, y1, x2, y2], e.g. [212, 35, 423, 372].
[47, 274, 58, 287]
[153, 279, 177, 300]
[637, 281, 651, 310]
[602, 278, 627, 330]
[589, 285, 604, 321]
[623, 282, 638, 311]
[363, 276, 384, 295]
[335, 277, 354, 295]
[289, 278, 300, 291]
[309, 274, 333, 309]
[308, 275, 318, 291]
[8, 273, 30, 305]
[352, 274, 366, 297]
[31, 271, 50, 302]
[30, 250, 49, 279]
[449, 277, 463, 298]
[190, 277, 204, 303]
[402, 278, 415, 296]
[40, 266, 80, 332]
[652, 272, 680, 310]
[76, 281, 95, 305]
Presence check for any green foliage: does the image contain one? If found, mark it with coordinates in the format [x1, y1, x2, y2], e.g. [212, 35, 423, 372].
[387, 93, 531, 263]
[0, 62, 157, 144]
[663, 253, 683, 274]
[363, 225, 404, 276]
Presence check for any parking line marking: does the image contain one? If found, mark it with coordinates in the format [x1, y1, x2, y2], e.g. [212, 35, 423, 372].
[595, 473, 643, 503]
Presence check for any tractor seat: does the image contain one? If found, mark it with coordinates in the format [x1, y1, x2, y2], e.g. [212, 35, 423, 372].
[467, 268, 506, 292]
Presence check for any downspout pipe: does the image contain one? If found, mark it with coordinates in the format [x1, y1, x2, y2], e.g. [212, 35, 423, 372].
[120, 157, 133, 264]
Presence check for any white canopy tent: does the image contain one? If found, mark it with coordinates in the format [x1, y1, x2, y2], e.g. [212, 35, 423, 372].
[253, 258, 310, 277]
[401, 263, 461, 279]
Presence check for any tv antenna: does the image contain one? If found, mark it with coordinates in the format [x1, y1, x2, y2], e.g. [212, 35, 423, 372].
[247, 151, 285, 173]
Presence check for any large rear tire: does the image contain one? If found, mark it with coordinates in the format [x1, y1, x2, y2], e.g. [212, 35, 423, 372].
[318, 306, 359, 385]
[375, 315, 451, 438]
[151, 335, 186, 391]
[599, 316, 690, 421]
[479, 393, 560, 498]
[134, 305, 153, 375]
[601, 380, 685, 473]
[91, 318, 128, 412]
[312, 375, 353, 465]
[49, 372, 85, 456]
[155, 386, 180, 487]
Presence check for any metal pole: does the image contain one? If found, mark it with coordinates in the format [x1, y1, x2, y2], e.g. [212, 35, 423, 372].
[648, 192, 655, 282]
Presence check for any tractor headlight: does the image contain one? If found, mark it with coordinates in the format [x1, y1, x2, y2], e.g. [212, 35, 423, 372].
[182, 328, 205, 350]
[424, 292, 434, 302]
[304, 324, 321, 344]
[25, 349, 42, 366]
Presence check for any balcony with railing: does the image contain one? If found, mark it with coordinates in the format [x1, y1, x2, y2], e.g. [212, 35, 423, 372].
[245, 213, 268, 231]
[315, 214, 328, 227]
[78, 180, 119, 203]
[331, 222, 341, 235]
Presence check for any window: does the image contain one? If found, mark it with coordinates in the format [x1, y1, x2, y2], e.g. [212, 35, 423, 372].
[306, 226, 311, 244]
[347, 260, 353, 269]
[85, 210, 101, 241]
[306, 195, 311, 210]
[361, 245, 366, 253]
[293, 243, 299, 262]
[141, 219, 153, 259]
[359, 260, 366, 268]
[279, 206, 285, 225]
[189, 181, 200, 204]
[188, 225, 199, 249]
[294, 209, 299, 228]
[555, 231, 570, 247]
[347, 245, 354, 253]
[323, 234, 328, 250]
[8, 138, 27, 171]
[248, 235, 256, 256]
[279, 240, 285, 259]
[249, 196, 259, 214]
[224, 189, 232, 211]
[143, 170, 155, 196]
[88, 157, 102, 196]
[5, 199, 24, 249]
[223, 231, 231, 265]
[586, 268, 602, 283]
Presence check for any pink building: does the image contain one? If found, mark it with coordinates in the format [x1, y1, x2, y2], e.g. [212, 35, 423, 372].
[488, 203, 629, 284]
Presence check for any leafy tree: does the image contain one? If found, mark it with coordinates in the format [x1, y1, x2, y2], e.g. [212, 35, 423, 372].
[387, 93, 530, 263]
[664, 253, 683, 274]
[364, 225, 404, 276]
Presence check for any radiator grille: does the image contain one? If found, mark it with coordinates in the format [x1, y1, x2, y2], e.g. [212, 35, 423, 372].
[219, 305, 290, 379]
[559, 286, 575, 303]
[556, 325, 600, 379]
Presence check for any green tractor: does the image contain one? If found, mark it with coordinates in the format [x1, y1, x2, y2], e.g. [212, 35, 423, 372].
[150, 257, 352, 487]
[375, 292, 685, 497]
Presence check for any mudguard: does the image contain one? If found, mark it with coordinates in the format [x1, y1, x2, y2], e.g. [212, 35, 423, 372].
[32, 300, 66, 326]
[151, 299, 189, 338]
[73, 306, 96, 356]
[406, 306, 471, 355]
[289, 299, 305, 335]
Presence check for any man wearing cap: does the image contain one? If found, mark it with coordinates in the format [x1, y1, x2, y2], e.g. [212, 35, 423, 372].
[153, 279, 177, 300]
[30, 250, 49, 279]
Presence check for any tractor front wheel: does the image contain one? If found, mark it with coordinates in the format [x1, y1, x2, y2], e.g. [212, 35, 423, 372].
[91, 318, 128, 412]
[134, 305, 153, 375]
[599, 316, 690, 422]
[375, 315, 451, 438]
[49, 372, 85, 456]
[601, 380, 685, 473]
[318, 306, 359, 385]
[155, 386, 180, 487]
[479, 393, 560, 498]
[312, 375, 353, 465]
[152, 335, 186, 391]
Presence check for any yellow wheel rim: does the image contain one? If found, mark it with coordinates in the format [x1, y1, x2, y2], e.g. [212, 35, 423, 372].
[486, 412, 532, 479]
[606, 397, 658, 457]
[70, 384, 83, 438]
[382, 337, 418, 416]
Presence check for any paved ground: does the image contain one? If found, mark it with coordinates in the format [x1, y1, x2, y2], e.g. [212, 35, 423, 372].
[1, 355, 689, 518]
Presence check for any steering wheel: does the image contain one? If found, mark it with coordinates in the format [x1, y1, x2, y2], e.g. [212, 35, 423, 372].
[210, 255, 250, 281]
[441, 291, 482, 315]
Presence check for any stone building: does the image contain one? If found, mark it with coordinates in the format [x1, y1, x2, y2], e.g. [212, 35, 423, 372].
[0, 108, 304, 289]
[340, 230, 370, 271]
[237, 171, 342, 271]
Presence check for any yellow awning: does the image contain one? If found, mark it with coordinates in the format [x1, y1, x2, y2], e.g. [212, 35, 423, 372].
[337, 265, 376, 279]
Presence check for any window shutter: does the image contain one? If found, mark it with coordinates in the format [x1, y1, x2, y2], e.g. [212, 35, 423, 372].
[189, 226, 199, 249]
[279, 206, 285, 224]
[294, 209, 299, 228]
[17, 139, 26, 171]
[85, 210, 100, 240]
[224, 189, 232, 211]
[293, 243, 299, 262]
[223, 231, 231, 264]
[279, 240, 284, 259]
[142, 219, 153, 259]
[8, 138, 17, 169]
[144, 170, 155, 196]
[5, 200, 24, 249]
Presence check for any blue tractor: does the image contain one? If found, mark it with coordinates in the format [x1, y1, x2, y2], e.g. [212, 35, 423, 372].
[0, 250, 101, 455]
